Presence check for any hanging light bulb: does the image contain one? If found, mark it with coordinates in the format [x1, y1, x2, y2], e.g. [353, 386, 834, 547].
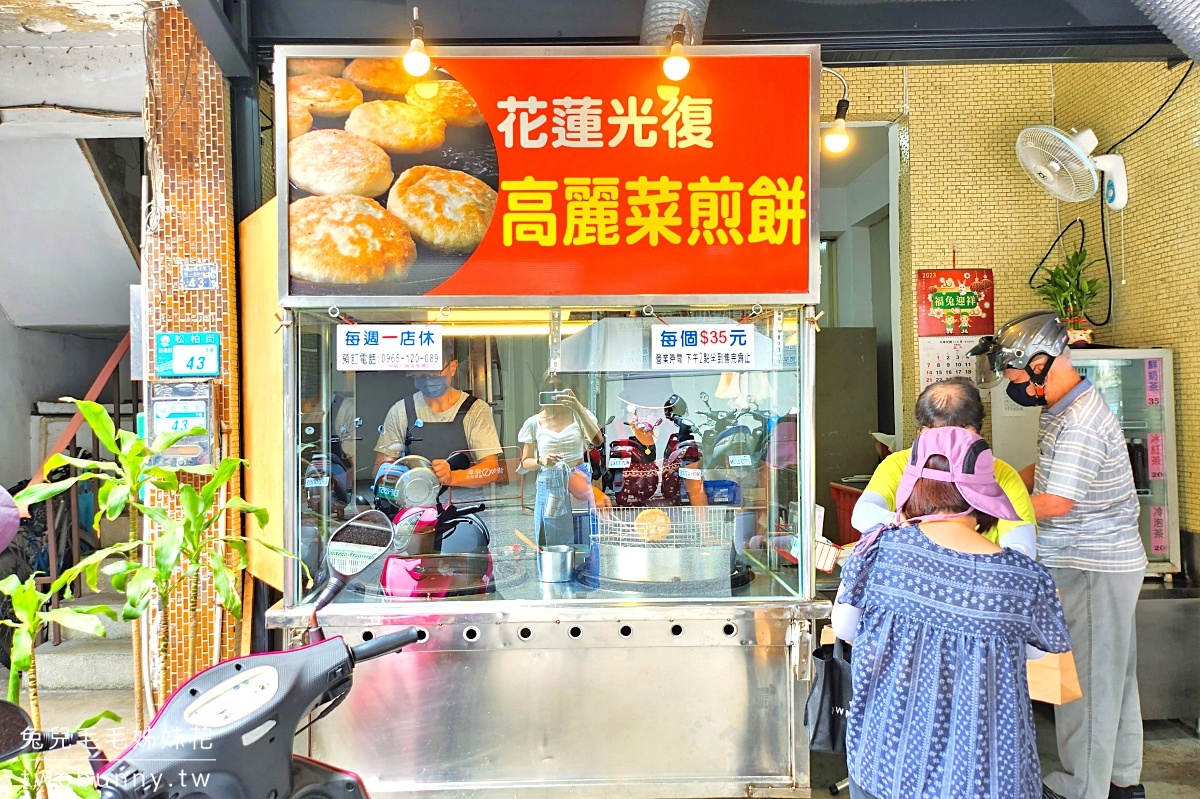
[822, 67, 852, 154]
[403, 6, 431, 77]
[663, 23, 690, 81]
[825, 112, 850, 153]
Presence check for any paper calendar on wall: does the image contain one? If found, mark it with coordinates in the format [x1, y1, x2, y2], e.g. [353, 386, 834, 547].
[917, 268, 996, 390]
[919, 336, 980, 389]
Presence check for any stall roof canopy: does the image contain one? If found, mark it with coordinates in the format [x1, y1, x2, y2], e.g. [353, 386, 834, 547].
[239, 0, 1177, 65]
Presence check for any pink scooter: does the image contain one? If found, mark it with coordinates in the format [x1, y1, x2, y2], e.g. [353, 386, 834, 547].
[383, 493, 494, 598]
[0, 509, 417, 799]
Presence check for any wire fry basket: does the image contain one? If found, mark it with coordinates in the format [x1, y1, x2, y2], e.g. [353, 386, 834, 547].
[592, 506, 736, 583]
[594, 506, 736, 548]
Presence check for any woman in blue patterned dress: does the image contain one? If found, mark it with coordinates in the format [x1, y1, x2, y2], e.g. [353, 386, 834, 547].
[831, 426, 1071, 799]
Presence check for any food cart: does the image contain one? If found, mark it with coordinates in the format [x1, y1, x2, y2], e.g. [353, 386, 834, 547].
[267, 43, 828, 798]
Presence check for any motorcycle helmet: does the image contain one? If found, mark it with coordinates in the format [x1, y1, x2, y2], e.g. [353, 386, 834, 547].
[969, 311, 1068, 389]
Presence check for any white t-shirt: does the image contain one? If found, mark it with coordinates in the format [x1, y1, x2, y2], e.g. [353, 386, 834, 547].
[518, 410, 597, 463]
[374, 392, 502, 461]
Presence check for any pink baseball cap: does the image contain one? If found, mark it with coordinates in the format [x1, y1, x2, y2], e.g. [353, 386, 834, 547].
[895, 426, 1020, 521]
[0, 485, 19, 552]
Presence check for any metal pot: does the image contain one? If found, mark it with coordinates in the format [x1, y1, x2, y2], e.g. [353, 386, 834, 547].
[537, 545, 576, 583]
[398, 455, 441, 507]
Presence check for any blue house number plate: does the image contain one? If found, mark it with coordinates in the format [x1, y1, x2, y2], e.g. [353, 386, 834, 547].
[155, 332, 221, 378]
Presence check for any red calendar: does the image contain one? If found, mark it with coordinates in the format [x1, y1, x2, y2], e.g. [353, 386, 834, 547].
[917, 269, 996, 337]
[917, 268, 995, 389]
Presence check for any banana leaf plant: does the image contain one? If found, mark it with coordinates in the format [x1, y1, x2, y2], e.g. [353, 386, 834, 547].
[0, 547, 133, 799]
[0, 708, 118, 799]
[105, 458, 294, 694]
[13, 398, 207, 730]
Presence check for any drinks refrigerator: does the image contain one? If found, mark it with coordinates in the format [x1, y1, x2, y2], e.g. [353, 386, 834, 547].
[990, 348, 1180, 575]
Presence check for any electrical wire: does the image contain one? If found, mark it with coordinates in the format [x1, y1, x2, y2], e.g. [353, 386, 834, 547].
[1087, 61, 1193, 327]
[1103, 61, 1193, 154]
[0, 105, 139, 120]
[1028, 217, 1085, 290]
[1092, 194, 1114, 328]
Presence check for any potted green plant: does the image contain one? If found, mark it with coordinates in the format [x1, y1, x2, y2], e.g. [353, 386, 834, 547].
[0, 547, 131, 799]
[14, 400, 297, 721]
[1031, 247, 1104, 344]
[13, 400, 198, 731]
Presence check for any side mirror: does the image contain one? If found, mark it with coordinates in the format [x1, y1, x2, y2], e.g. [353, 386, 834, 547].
[326, 509, 395, 581]
[311, 510, 395, 619]
[0, 701, 33, 761]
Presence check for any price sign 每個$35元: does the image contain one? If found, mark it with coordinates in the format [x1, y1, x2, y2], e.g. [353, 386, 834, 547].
[650, 324, 755, 371]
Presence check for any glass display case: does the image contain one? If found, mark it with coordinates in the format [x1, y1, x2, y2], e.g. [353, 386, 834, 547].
[1071, 349, 1180, 574]
[289, 306, 810, 605]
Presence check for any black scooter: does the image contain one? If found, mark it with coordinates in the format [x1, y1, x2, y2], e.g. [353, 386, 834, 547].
[0, 509, 418, 799]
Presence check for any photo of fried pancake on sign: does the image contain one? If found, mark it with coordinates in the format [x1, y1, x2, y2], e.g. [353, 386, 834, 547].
[342, 58, 423, 101]
[288, 129, 393, 198]
[286, 75, 362, 118]
[288, 195, 416, 285]
[387, 166, 496, 253]
[283, 58, 502, 297]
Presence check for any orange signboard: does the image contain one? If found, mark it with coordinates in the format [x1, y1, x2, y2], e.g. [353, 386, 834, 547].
[278, 46, 817, 303]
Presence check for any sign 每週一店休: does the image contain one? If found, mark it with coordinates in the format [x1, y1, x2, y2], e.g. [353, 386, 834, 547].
[336, 325, 443, 371]
[154, 332, 220, 378]
[279, 49, 816, 302]
[650, 324, 754, 371]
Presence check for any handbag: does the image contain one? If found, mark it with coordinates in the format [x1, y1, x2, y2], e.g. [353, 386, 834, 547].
[805, 638, 853, 753]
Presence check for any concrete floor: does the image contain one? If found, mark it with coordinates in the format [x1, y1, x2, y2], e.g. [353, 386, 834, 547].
[14, 689, 1199, 798]
[811, 703, 1200, 797]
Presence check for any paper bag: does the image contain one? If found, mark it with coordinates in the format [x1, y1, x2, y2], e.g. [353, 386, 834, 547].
[1028, 651, 1083, 705]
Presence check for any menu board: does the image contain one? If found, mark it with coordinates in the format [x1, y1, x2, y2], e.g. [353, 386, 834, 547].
[276, 46, 817, 304]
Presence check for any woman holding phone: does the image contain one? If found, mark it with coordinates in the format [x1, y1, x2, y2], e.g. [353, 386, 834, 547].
[518, 375, 607, 547]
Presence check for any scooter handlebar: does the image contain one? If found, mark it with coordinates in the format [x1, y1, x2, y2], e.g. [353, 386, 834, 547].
[350, 627, 422, 664]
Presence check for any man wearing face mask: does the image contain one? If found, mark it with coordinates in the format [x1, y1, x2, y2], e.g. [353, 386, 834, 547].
[374, 338, 503, 490]
[971, 311, 1146, 799]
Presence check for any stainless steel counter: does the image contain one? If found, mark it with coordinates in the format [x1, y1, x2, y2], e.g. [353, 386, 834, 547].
[269, 597, 830, 799]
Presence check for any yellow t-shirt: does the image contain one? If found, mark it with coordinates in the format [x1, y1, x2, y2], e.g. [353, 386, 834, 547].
[863, 449, 1036, 545]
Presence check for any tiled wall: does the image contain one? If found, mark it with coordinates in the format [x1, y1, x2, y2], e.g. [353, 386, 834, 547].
[821, 65, 1058, 442]
[143, 7, 242, 693]
[1053, 61, 1200, 531]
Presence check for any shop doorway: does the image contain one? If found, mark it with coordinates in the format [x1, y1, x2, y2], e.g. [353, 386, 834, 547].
[815, 120, 902, 539]
[817, 121, 900, 437]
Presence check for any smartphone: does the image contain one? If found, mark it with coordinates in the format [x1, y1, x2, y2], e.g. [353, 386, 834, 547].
[539, 391, 561, 407]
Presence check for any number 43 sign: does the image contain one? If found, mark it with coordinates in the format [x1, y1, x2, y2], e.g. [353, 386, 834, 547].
[155, 332, 221, 379]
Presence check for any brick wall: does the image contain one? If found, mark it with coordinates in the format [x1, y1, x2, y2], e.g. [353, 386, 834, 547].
[142, 6, 242, 693]
[1053, 61, 1200, 532]
[821, 64, 1057, 441]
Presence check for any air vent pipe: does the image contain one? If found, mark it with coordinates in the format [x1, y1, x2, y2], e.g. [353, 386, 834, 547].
[1130, 0, 1200, 62]
[640, 0, 710, 45]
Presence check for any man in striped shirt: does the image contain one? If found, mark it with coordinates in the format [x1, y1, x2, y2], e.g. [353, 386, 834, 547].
[978, 312, 1146, 799]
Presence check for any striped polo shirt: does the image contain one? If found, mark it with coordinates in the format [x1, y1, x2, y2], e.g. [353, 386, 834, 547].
[1035, 378, 1147, 573]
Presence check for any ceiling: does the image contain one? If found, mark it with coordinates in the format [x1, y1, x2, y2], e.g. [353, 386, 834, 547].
[0, 0, 143, 34]
[0, 138, 139, 329]
[820, 125, 889, 189]
[0, 1, 144, 331]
